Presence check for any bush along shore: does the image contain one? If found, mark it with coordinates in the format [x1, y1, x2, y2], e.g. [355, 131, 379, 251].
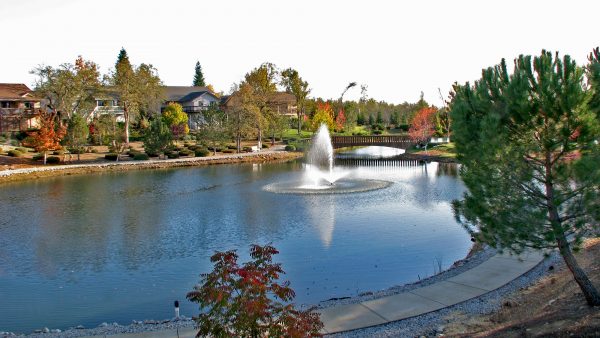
[0, 150, 303, 184]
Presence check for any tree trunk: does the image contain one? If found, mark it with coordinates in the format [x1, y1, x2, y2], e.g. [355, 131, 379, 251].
[545, 152, 600, 306]
[43, 151, 47, 165]
[556, 233, 600, 306]
[124, 106, 130, 146]
[257, 128, 262, 151]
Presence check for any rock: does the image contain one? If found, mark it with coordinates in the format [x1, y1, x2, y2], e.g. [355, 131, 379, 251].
[143, 319, 158, 325]
[75, 325, 85, 329]
[42, 327, 50, 333]
[162, 319, 171, 324]
[98, 322, 108, 327]
[112, 322, 119, 326]
[34, 329, 42, 333]
[436, 325, 445, 333]
[358, 291, 374, 296]
[50, 329, 61, 333]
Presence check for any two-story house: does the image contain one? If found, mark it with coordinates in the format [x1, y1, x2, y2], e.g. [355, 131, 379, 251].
[0, 83, 42, 133]
[163, 86, 220, 130]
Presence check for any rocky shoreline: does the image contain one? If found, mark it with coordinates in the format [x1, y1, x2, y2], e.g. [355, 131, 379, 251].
[0, 150, 303, 184]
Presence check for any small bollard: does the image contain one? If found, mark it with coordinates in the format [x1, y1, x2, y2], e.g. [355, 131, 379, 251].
[174, 300, 180, 319]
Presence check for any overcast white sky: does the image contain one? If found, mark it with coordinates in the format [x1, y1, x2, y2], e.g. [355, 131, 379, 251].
[1, 0, 598, 105]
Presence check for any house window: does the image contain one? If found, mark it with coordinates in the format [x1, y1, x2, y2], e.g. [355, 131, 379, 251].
[1, 101, 9, 108]
[97, 100, 105, 107]
[24, 102, 32, 109]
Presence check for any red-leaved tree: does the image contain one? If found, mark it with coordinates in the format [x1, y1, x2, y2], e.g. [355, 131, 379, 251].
[24, 112, 66, 164]
[335, 108, 346, 132]
[408, 107, 437, 153]
[187, 244, 323, 337]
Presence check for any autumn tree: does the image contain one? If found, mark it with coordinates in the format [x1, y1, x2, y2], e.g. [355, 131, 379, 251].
[64, 113, 89, 161]
[408, 107, 436, 152]
[31, 56, 101, 119]
[243, 63, 278, 149]
[228, 83, 259, 152]
[192, 61, 206, 87]
[311, 102, 335, 131]
[187, 244, 323, 337]
[161, 102, 189, 140]
[451, 50, 600, 306]
[335, 109, 346, 131]
[281, 68, 311, 134]
[24, 112, 66, 164]
[111, 48, 164, 145]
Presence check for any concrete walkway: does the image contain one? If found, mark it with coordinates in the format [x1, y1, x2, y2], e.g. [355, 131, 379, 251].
[318, 250, 544, 334]
[87, 250, 544, 337]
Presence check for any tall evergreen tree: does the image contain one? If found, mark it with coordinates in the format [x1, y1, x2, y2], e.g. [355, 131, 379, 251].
[451, 50, 600, 306]
[193, 61, 206, 87]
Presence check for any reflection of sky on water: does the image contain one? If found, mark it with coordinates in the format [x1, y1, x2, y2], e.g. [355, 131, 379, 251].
[0, 147, 469, 333]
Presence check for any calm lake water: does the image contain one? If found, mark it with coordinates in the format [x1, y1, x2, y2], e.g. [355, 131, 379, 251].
[0, 147, 470, 333]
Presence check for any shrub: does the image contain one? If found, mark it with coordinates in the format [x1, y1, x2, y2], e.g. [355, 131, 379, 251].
[53, 150, 64, 155]
[227, 144, 237, 150]
[16, 147, 29, 153]
[179, 148, 194, 156]
[104, 153, 119, 161]
[195, 148, 210, 157]
[7, 149, 23, 157]
[14, 131, 29, 141]
[10, 140, 19, 147]
[68, 148, 85, 154]
[32, 153, 44, 161]
[167, 151, 180, 159]
[146, 151, 160, 157]
[187, 245, 323, 338]
[46, 156, 61, 164]
[262, 143, 270, 149]
[222, 149, 235, 154]
[91, 148, 99, 153]
[373, 129, 383, 135]
[242, 146, 252, 153]
[133, 153, 150, 161]
[285, 145, 296, 151]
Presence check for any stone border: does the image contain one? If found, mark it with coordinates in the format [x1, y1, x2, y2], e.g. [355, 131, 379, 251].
[0, 150, 303, 184]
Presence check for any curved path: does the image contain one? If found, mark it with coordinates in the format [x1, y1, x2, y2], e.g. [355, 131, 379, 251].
[82, 250, 544, 337]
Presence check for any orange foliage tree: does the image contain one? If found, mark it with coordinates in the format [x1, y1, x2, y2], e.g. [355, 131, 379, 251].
[24, 112, 66, 164]
[335, 108, 346, 132]
[408, 107, 437, 152]
[187, 244, 323, 337]
[311, 102, 335, 131]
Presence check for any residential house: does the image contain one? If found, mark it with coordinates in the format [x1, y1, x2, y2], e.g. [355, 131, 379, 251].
[0, 83, 41, 133]
[163, 86, 220, 130]
[91, 92, 125, 122]
[220, 91, 297, 116]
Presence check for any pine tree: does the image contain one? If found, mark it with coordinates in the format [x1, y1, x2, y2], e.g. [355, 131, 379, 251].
[451, 50, 600, 306]
[193, 61, 206, 87]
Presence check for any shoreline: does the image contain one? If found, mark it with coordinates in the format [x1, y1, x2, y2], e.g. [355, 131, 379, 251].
[0, 150, 303, 184]
[6, 245, 496, 337]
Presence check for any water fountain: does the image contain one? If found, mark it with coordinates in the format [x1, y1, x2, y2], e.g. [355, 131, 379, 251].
[264, 124, 392, 194]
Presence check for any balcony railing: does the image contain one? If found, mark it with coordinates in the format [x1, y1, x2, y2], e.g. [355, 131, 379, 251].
[0, 107, 38, 115]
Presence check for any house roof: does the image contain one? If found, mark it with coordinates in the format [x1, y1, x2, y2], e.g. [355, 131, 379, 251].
[0, 83, 40, 102]
[164, 86, 213, 102]
[221, 91, 296, 107]
[176, 90, 217, 103]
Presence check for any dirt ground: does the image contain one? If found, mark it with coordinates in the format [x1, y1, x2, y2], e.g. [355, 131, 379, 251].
[443, 238, 600, 337]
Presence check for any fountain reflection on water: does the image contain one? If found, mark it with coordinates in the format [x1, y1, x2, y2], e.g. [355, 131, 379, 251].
[264, 124, 392, 194]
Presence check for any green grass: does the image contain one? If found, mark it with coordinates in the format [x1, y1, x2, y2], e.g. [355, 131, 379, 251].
[282, 128, 313, 139]
[411, 142, 456, 157]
